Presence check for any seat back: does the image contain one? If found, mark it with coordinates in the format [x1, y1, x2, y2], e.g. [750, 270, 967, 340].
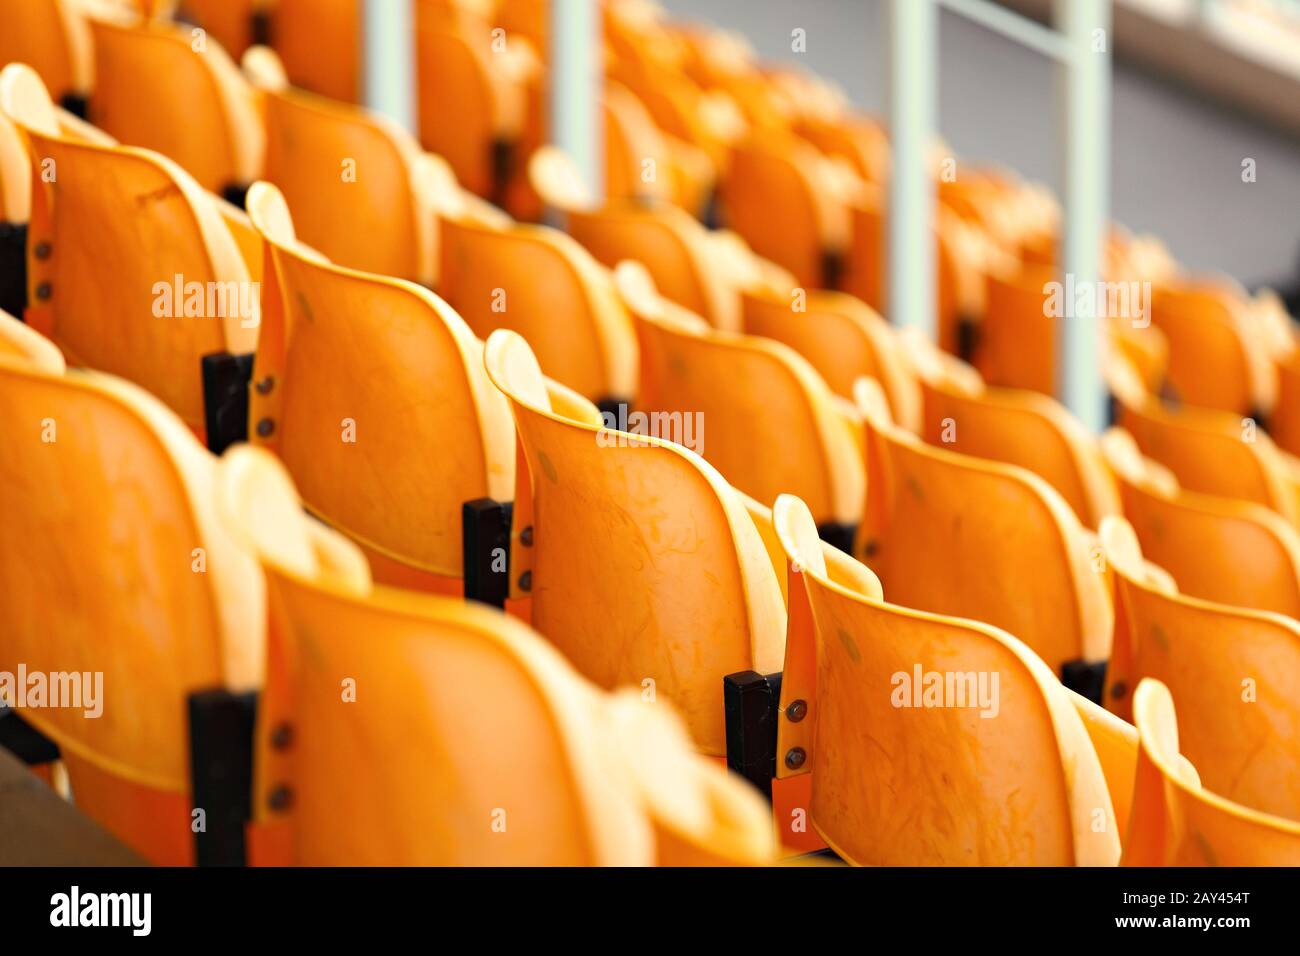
[245, 182, 512, 579]
[773, 494, 1120, 865]
[1150, 282, 1256, 415]
[88, 14, 263, 195]
[217, 445, 776, 866]
[248, 51, 434, 285]
[0, 315, 263, 864]
[907, 334, 1119, 528]
[0, 64, 257, 430]
[439, 215, 637, 402]
[0, 0, 92, 107]
[1101, 427, 1300, 618]
[1124, 679, 1300, 865]
[1101, 517, 1300, 820]
[619, 262, 862, 526]
[483, 329, 785, 754]
[1117, 391, 1295, 523]
[854, 378, 1112, 675]
[740, 285, 921, 431]
[270, 0, 358, 102]
[978, 264, 1056, 395]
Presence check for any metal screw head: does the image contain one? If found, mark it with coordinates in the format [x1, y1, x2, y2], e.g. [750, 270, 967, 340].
[254, 375, 275, 395]
[1110, 681, 1127, 699]
[518, 570, 532, 592]
[785, 699, 807, 723]
[267, 785, 293, 811]
[519, 525, 534, 547]
[33, 241, 52, 260]
[35, 282, 52, 301]
[255, 417, 275, 437]
[863, 539, 878, 557]
[270, 722, 293, 750]
[784, 747, 807, 770]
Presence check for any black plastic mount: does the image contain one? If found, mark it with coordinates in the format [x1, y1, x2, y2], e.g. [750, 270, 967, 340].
[816, 521, 856, 555]
[821, 249, 844, 291]
[490, 138, 515, 210]
[956, 315, 980, 363]
[0, 706, 60, 765]
[462, 498, 513, 609]
[201, 351, 254, 455]
[1061, 659, 1107, 706]
[58, 92, 89, 120]
[723, 669, 783, 802]
[221, 182, 252, 210]
[0, 221, 27, 321]
[187, 688, 257, 867]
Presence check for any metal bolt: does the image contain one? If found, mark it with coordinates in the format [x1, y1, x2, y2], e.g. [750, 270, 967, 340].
[33, 241, 52, 260]
[785, 747, 806, 770]
[518, 570, 532, 592]
[1110, 681, 1127, 699]
[267, 785, 293, 811]
[519, 525, 534, 547]
[786, 699, 807, 723]
[270, 722, 293, 750]
[254, 375, 275, 395]
[256, 417, 275, 437]
[863, 539, 878, 557]
[35, 282, 52, 301]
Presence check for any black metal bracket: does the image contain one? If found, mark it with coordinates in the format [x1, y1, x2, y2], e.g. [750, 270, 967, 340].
[201, 351, 255, 455]
[1061, 659, 1107, 705]
[490, 137, 516, 210]
[187, 688, 258, 867]
[221, 182, 252, 210]
[0, 706, 60, 765]
[821, 249, 844, 291]
[251, 8, 273, 45]
[816, 521, 856, 555]
[956, 314, 980, 363]
[723, 669, 783, 802]
[58, 92, 89, 120]
[462, 498, 514, 609]
[0, 221, 27, 321]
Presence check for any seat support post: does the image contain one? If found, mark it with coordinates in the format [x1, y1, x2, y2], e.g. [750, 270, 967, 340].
[462, 498, 513, 609]
[0, 707, 60, 765]
[1061, 659, 1107, 705]
[723, 670, 783, 802]
[188, 688, 258, 867]
[200, 351, 254, 455]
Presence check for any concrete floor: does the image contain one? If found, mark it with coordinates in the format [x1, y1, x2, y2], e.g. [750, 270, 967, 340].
[660, 0, 1300, 290]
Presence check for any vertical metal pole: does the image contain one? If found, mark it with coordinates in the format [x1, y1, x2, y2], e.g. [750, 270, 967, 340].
[549, 0, 603, 200]
[362, 0, 416, 133]
[888, 0, 937, 336]
[1056, 0, 1111, 432]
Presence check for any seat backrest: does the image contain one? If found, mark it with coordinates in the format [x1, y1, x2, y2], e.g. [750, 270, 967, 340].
[854, 377, 1112, 675]
[218, 443, 778, 865]
[1101, 516, 1300, 820]
[1150, 282, 1257, 415]
[245, 181, 512, 578]
[483, 329, 785, 754]
[248, 49, 434, 285]
[740, 284, 921, 431]
[906, 333, 1120, 528]
[87, 13, 263, 195]
[719, 131, 841, 289]
[1124, 679, 1300, 865]
[1101, 427, 1300, 618]
[978, 264, 1056, 395]
[772, 493, 1120, 865]
[619, 261, 863, 526]
[439, 215, 638, 402]
[169, 0, 261, 59]
[270, 0, 358, 102]
[0, 0, 92, 106]
[0, 63, 257, 431]
[1117, 389, 1295, 523]
[0, 314, 263, 864]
